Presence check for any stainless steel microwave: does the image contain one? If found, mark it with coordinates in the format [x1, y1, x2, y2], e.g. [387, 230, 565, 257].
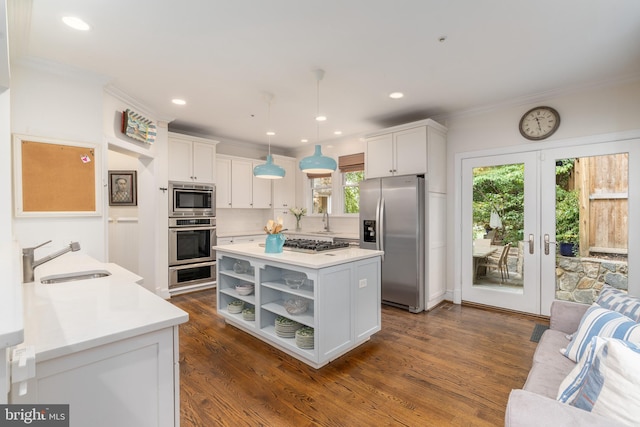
[169, 182, 215, 216]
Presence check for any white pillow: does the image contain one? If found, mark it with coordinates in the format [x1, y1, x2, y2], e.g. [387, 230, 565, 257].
[568, 339, 640, 425]
[557, 336, 608, 403]
[561, 303, 640, 362]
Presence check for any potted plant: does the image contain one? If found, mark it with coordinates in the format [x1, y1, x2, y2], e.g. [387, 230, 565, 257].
[555, 187, 580, 256]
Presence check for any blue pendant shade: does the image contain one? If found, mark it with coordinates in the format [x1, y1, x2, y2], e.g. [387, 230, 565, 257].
[299, 145, 337, 174]
[253, 154, 285, 179]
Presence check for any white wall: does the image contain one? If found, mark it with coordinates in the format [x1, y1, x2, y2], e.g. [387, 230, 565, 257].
[103, 89, 170, 296]
[442, 78, 640, 302]
[11, 61, 107, 259]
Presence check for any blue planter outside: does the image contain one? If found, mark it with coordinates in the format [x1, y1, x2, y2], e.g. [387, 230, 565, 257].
[559, 242, 576, 257]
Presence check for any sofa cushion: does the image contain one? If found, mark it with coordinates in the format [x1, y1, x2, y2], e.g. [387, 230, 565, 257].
[568, 339, 640, 426]
[523, 362, 573, 399]
[596, 285, 640, 322]
[562, 303, 640, 362]
[557, 336, 608, 403]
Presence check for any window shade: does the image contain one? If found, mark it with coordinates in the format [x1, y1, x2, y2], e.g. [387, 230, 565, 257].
[306, 172, 333, 179]
[338, 153, 365, 173]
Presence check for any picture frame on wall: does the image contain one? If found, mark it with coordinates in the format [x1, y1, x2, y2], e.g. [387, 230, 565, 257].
[109, 170, 137, 206]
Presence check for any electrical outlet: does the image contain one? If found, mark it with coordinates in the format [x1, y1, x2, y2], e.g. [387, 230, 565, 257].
[359, 279, 367, 288]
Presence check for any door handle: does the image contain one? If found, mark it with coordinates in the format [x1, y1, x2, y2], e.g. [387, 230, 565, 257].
[544, 234, 556, 255]
[528, 234, 534, 254]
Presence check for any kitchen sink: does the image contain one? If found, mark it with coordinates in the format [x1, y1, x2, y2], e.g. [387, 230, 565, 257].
[40, 270, 112, 284]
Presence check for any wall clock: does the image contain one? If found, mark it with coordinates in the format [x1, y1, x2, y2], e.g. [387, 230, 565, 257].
[519, 106, 560, 141]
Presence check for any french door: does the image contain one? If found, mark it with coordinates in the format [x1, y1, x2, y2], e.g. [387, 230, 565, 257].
[461, 152, 540, 314]
[461, 139, 639, 315]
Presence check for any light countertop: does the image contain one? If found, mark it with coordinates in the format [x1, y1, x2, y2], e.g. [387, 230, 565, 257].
[21, 253, 188, 362]
[214, 242, 382, 269]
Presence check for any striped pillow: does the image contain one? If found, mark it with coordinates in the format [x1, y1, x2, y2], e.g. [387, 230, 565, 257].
[596, 285, 640, 322]
[568, 339, 640, 425]
[561, 303, 640, 362]
[557, 336, 608, 403]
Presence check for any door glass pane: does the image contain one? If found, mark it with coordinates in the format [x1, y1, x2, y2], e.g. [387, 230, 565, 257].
[471, 164, 524, 292]
[555, 154, 628, 304]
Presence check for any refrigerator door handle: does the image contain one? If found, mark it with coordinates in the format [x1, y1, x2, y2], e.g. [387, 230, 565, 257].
[379, 197, 385, 261]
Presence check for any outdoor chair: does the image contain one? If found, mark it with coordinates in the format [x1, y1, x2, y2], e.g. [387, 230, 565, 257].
[475, 243, 511, 283]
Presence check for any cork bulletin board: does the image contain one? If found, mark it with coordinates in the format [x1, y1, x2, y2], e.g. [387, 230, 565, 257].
[14, 135, 101, 216]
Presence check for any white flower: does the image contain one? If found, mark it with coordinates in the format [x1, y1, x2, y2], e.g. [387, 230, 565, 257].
[289, 207, 307, 220]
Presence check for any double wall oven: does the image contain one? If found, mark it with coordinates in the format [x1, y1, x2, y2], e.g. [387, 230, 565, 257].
[168, 182, 216, 294]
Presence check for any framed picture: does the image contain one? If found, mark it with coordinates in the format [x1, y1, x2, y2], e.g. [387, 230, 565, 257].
[109, 170, 137, 206]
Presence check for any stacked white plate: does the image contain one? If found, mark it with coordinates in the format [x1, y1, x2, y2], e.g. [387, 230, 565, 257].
[227, 300, 244, 314]
[242, 307, 255, 321]
[275, 316, 302, 338]
[235, 283, 254, 296]
[295, 327, 314, 349]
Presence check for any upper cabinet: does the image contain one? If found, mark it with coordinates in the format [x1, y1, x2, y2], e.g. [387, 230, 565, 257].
[271, 155, 297, 209]
[217, 155, 273, 209]
[168, 132, 219, 183]
[365, 119, 447, 193]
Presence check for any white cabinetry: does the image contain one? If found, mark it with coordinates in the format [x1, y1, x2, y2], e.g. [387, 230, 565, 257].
[11, 327, 180, 427]
[365, 119, 447, 193]
[218, 155, 273, 209]
[271, 155, 297, 209]
[216, 157, 232, 209]
[168, 132, 218, 183]
[216, 251, 381, 368]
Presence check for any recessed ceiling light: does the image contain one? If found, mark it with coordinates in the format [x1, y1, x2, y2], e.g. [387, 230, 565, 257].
[62, 16, 90, 31]
[315, 115, 327, 122]
[171, 98, 186, 105]
[334, 130, 342, 135]
[389, 92, 404, 99]
[301, 139, 308, 143]
[266, 131, 275, 136]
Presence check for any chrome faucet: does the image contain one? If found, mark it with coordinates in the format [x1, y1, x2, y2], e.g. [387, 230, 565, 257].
[22, 240, 81, 283]
[323, 210, 330, 232]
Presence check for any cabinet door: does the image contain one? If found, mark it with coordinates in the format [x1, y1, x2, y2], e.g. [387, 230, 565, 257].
[168, 138, 193, 182]
[231, 159, 253, 208]
[272, 156, 296, 209]
[394, 126, 427, 176]
[365, 134, 393, 178]
[252, 161, 272, 208]
[216, 157, 232, 209]
[192, 141, 216, 183]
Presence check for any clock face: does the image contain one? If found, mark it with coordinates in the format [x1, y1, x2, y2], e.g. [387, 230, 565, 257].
[519, 106, 560, 140]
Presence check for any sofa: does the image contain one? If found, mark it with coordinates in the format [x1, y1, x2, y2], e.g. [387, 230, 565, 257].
[505, 292, 640, 427]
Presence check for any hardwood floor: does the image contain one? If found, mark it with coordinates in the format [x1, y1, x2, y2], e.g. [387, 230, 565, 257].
[171, 290, 545, 426]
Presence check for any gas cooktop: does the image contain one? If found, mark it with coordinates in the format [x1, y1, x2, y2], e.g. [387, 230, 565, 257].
[282, 239, 351, 253]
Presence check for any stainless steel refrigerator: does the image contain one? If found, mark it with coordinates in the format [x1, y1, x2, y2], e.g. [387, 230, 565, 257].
[359, 175, 425, 313]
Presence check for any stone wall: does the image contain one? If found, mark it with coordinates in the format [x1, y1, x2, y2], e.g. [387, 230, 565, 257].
[556, 256, 628, 303]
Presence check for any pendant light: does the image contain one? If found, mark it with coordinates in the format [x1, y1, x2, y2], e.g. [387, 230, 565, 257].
[299, 69, 337, 174]
[253, 93, 285, 179]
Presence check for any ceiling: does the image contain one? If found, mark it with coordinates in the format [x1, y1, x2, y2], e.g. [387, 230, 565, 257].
[8, 0, 640, 149]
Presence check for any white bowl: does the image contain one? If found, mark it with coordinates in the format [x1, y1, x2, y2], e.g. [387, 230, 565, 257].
[236, 286, 254, 296]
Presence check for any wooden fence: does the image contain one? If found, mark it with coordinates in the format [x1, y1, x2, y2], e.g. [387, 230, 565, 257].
[574, 154, 628, 256]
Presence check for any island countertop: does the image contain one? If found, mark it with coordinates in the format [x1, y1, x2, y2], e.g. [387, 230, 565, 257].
[213, 242, 383, 269]
[21, 253, 189, 363]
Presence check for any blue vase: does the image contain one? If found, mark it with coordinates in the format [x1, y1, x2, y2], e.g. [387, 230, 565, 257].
[265, 233, 286, 253]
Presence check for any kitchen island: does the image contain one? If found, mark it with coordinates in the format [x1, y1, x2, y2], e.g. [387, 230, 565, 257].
[214, 243, 383, 368]
[11, 253, 188, 427]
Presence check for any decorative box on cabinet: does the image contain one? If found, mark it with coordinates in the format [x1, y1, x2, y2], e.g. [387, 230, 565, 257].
[168, 132, 218, 183]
